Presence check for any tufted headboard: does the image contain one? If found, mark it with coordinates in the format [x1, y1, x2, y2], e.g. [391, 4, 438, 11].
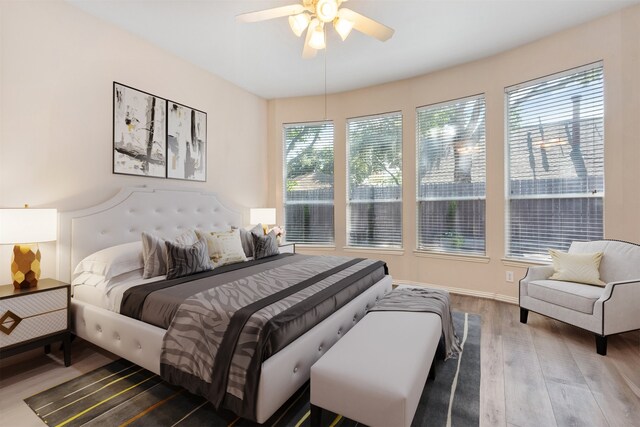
[57, 186, 243, 283]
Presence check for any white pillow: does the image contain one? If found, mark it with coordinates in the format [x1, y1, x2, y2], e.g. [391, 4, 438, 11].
[549, 249, 605, 286]
[197, 228, 247, 267]
[73, 241, 143, 281]
[141, 230, 198, 279]
[72, 268, 144, 288]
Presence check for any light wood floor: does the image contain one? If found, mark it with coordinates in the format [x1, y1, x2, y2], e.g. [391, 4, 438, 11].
[449, 295, 640, 427]
[0, 296, 638, 427]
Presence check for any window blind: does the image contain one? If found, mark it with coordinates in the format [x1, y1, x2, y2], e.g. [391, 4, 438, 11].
[416, 95, 486, 255]
[506, 63, 604, 259]
[347, 112, 402, 248]
[283, 121, 334, 244]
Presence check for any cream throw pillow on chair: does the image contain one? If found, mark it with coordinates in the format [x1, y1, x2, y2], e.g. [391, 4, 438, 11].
[549, 249, 605, 286]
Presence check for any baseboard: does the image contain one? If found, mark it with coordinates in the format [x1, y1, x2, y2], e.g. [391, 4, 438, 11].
[393, 279, 519, 305]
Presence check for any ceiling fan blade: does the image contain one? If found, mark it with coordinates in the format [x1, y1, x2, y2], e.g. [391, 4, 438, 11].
[338, 8, 394, 41]
[302, 23, 318, 59]
[236, 4, 306, 23]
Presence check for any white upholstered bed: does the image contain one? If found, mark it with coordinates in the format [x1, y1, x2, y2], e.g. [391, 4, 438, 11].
[57, 186, 392, 423]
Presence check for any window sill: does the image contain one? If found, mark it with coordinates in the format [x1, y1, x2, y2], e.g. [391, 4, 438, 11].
[501, 257, 550, 268]
[342, 246, 405, 256]
[294, 244, 336, 251]
[413, 251, 490, 263]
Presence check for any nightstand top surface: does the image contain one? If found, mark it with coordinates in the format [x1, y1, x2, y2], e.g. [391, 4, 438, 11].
[0, 279, 69, 299]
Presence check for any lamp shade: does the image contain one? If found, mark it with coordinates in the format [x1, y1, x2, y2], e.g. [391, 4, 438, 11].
[289, 13, 310, 37]
[250, 208, 276, 225]
[308, 25, 326, 50]
[0, 208, 57, 244]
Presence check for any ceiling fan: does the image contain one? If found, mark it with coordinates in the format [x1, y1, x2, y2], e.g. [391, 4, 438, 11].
[236, 0, 395, 59]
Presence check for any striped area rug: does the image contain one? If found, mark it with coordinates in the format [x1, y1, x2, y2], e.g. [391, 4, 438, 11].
[25, 312, 480, 427]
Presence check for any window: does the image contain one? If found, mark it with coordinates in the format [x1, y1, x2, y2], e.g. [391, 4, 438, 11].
[416, 95, 486, 255]
[347, 112, 402, 248]
[283, 121, 334, 244]
[506, 63, 604, 259]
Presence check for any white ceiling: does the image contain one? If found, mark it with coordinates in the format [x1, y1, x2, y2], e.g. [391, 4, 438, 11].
[67, 0, 638, 99]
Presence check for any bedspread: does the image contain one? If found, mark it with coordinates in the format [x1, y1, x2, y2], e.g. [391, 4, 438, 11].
[123, 254, 386, 421]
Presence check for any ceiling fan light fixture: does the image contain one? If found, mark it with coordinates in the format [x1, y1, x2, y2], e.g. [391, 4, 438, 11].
[333, 16, 353, 41]
[308, 23, 326, 50]
[288, 13, 310, 37]
[316, 0, 338, 22]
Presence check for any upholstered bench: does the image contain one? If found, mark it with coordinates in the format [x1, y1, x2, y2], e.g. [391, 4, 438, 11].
[310, 311, 441, 427]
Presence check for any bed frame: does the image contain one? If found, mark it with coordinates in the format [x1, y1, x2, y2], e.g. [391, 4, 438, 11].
[57, 186, 392, 423]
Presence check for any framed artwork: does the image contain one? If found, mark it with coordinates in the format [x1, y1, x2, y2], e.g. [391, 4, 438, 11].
[167, 101, 207, 182]
[113, 82, 167, 178]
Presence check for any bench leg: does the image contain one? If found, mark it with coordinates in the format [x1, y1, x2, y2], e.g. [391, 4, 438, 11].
[520, 308, 529, 324]
[429, 361, 436, 381]
[310, 404, 322, 427]
[595, 335, 607, 356]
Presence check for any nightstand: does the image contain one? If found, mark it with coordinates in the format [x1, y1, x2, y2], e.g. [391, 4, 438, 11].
[0, 279, 71, 366]
[279, 242, 296, 254]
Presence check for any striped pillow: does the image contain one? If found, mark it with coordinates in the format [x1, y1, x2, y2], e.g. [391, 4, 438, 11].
[141, 230, 198, 278]
[252, 230, 280, 260]
[165, 237, 213, 280]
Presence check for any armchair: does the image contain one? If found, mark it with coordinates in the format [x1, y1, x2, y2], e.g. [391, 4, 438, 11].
[519, 240, 640, 355]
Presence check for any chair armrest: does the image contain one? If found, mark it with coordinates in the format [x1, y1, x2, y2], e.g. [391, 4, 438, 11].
[519, 266, 555, 299]
[595, 279, 640, 335]
[598, 278, 640, 302]
[521, 266, 555, 283]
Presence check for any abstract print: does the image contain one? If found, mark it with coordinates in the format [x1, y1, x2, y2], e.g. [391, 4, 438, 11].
[167, 102, 207, 181]
[113, 83, 166, 177]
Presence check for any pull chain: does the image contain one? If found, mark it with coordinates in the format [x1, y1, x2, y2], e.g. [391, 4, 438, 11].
[324, 32, 327, 120]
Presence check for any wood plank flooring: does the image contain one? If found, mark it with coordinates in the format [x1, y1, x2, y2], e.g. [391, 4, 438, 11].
[0, 295, 638, 427]
[449, 295, 640, 427]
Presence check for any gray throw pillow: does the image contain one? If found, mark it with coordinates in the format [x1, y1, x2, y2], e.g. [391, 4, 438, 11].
[165, 237, 213, 279]
[238, 223, 264, 258]
[252, 230, 280, 260]
[141, 230, 198, 278]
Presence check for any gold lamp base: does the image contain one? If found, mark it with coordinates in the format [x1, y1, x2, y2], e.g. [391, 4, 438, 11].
[11, 244, 41, 289]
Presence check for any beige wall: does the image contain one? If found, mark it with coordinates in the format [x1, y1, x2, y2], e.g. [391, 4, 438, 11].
[268, 5, 640, 301]
[0, 0, 268, 282]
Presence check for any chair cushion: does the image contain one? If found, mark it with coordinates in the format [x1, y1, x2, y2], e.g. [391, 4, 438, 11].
[527, 280, 604, 314]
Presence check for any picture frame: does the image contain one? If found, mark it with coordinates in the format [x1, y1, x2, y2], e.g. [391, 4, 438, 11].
[112, 82, 167, 178]
[166, 100, 207, 182]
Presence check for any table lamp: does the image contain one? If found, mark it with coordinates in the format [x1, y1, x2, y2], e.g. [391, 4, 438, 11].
[0, 206, 57, 289]
[250, 208, 276, 235]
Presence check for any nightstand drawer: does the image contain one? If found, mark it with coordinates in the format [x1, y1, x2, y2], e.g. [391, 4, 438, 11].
[1, 287, 67, 317]
[0, 287, 69, 349]
[0, 309, 67, 348]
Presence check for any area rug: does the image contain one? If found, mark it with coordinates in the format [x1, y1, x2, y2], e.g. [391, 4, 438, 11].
[25, 312, 480, 427]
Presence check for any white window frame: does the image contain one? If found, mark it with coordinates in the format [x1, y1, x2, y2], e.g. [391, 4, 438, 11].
[504, 62, 605, 261]
[283, 120, 335, 245]
[346, 111, 403, 249]
[415, 94, 487, 256]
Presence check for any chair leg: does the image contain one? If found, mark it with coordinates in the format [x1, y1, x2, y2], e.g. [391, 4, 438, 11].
[520, 308, 529, 324]
[595, 335, 607, 356]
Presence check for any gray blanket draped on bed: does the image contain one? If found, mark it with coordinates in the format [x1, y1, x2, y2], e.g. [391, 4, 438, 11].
[368, 287, 462, 360]
[150, 254, 386, 421]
